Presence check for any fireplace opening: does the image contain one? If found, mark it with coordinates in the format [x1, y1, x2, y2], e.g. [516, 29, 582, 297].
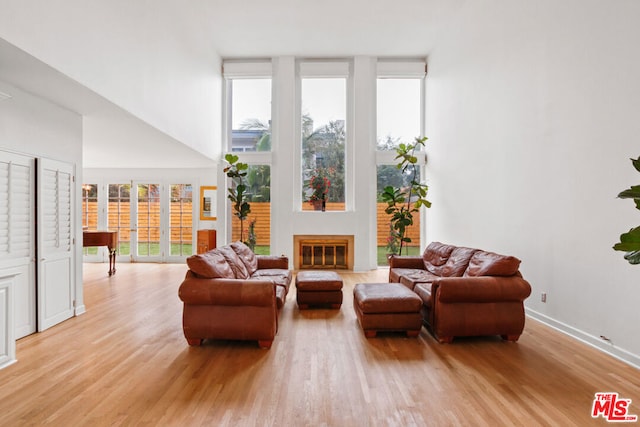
[301, 240, 347, 269]
[294, 235, 354, 270]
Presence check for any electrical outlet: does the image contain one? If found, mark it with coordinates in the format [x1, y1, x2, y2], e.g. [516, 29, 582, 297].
[541, 292, 547, 303]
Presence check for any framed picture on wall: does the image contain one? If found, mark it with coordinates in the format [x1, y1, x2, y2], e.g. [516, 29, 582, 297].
[200, 186, 217, 220]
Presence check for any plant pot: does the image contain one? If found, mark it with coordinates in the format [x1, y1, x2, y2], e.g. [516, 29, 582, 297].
[312, 200, 323, 211]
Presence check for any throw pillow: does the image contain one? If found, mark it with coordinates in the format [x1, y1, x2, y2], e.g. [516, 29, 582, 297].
[423, 241, 456, 275]
[464, 251, 521, 277]
[230, 241, 258, 275]
[217, 245, 250, 279]
[186, 250, 234, 279]
[441, 247, 478, 277]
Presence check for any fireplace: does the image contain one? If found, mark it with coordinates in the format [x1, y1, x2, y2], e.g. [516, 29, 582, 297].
[294, 235, 354, 270]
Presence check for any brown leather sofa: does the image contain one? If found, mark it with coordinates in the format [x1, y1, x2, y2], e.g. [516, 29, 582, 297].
[178, 241, 291, 349]
[389, 242, 531, 343]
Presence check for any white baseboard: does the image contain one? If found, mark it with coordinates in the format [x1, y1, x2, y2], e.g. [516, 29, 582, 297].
[75, 304, 86, 316]
[526, 308, 640, 370]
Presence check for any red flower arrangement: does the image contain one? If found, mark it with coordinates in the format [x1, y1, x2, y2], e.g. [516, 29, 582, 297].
[308, 168, 331, 203]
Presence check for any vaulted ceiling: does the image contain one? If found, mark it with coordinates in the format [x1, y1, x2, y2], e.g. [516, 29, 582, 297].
[0, 0, 450, 167]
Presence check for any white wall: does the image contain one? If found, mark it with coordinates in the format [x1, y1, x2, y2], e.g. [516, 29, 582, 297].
[426, 0, 640, 366]
[0, 0, 221, 159]
[82, 108, 218, 169]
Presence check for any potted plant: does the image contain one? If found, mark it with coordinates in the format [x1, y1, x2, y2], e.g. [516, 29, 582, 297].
[381, 136, 432, 255]
[247, 219, 257, 252]
[385, 222, 401, 257]
[613, 156, 640, 264]
[223, 153, 251, 243]
[307, 167, 331, 211]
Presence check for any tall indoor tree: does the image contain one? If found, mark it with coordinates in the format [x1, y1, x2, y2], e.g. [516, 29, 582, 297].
[224, 154, 251, 243]
[613, 156, 640, 264]
[381, 136, 432, 255]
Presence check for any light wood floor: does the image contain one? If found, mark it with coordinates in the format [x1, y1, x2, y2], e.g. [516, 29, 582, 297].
[1, 263, 639, 426]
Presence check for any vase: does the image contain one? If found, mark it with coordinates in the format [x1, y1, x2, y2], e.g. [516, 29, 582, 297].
[312, 200, 323, 211]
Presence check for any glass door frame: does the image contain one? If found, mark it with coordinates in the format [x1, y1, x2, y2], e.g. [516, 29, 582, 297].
[130, 181, 163, 263]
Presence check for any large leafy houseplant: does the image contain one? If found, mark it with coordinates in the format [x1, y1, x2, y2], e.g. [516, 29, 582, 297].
[613, 156, 640, 264]
[224, 154, 251, 243]
[381, 136, 432, 255]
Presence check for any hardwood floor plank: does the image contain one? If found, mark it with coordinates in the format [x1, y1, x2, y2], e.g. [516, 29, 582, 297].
[0, 263, 638, 426]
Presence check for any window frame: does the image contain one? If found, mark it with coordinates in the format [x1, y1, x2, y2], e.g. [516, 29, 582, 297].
[375, 60, 427, 264]
[375, 60, 427, 166]
[223, 60, 273, 155]
[296, 59, 353, 212]
[222, 60, 275, 246]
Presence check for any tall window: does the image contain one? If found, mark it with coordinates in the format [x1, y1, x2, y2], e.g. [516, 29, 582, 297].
[224, 61, 274, 250]
[300, 62, 349, 211]
[170, 184, 193, 256]
[231, 165, 271, 254]
[81, 184, 98, 230]
[229, 78, 272, 152]
[108, 184, 131, 256]
[376, 61, 426, 265]
[224, 61, 273, 153]
[377, 78, 422, 150]
[136, 184, 161, 257]
[81, 184, 98, 255]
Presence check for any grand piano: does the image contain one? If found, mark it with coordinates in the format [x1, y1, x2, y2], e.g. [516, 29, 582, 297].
[83, 230, 118, 276]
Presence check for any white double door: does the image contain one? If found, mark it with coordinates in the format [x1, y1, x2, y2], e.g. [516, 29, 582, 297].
[1, 151, 76, 338]
[37, 158, 75, 331]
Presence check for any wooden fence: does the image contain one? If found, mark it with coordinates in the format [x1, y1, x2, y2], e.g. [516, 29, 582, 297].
[84, 201, 420, 248]
[231, 202, 420, 247]
[83, 202, 193, 242]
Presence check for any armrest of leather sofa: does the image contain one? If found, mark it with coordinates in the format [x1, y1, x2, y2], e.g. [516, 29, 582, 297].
[178, 275, 276, 307]
[257, 255, 289, 270]
[388, 255, 425, 269]
[432, 276, 531, 304]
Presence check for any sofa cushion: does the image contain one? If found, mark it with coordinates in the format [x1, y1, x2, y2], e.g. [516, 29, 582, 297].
[398, 269, 440, 290]
[251, 269, 292, 292]
[186, 250, 234, 279]
[441, 247, 478, 277]
[217, 245, 250, 279]
[230, 241, 258, 275]
[413, 282, 433, 309]
[464, 250, 521, 277]
[423, 242, 456, 275]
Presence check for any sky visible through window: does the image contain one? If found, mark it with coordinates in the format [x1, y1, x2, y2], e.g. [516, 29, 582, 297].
[231, 79, 271, 129]
[301, 78, 345, 130]
[377, 78, 421, 145]
[231, 77, 421, 141]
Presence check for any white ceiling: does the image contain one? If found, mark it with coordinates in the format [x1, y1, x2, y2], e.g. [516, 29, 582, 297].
[0, 37, 217, 168]
[204, 0, 443, 58]
[0, 0, 448, 167]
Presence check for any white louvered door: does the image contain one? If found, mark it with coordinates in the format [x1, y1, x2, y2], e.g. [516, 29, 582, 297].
[37, 158, 75, 331]
[0, 151, 36, 339]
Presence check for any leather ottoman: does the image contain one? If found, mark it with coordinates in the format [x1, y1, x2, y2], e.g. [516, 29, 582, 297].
[353, 283, 423, 338]
[295, 271, 343, 309]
